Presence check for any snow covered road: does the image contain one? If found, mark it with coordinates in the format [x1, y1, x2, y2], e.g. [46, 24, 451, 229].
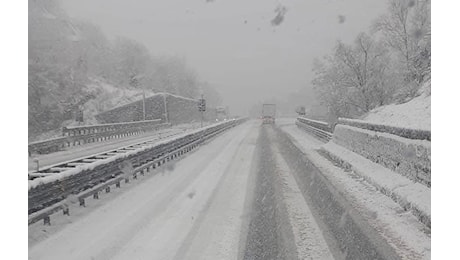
[28, 127, 187, 172]
[30, 121, 258, 259]
[29, 120, 410, 259]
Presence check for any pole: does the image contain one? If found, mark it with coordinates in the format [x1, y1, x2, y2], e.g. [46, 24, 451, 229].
[142, 90, 146, 121]
[33, 158, 39, 172]
[200, 94, 204, 128]
[201, 111, 204, 128]
[163, 93, 169, 124]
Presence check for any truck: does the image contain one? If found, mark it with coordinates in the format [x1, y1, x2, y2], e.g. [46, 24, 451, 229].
[216, 106, 227, 121]
[262, 104, 276, 124]
[295, 106, 306, 116]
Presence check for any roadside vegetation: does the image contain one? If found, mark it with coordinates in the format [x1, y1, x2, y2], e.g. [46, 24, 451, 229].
[311, 0, 430, 122]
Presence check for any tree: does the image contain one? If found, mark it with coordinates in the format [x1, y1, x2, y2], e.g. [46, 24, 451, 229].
[200, 82, 223, 108]
[312, 33, 393, 119]
[148, 56, 200, 98]
[374, 0, 431, 84]
[112, 37, 152, 88]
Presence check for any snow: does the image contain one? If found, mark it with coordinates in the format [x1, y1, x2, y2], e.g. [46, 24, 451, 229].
[332, 124, 431, 186]
[28, 120, 237, 190]
[28, 127, 185, 171]
[163, 124, 258, 260]
[63, 119, 161, 130]
[321, 141, 431, 226]
[272, 145, 334, 259]
[159, 92, 198, 102]
[29, 121, 256, 260]
[363, 81, 431, 131]
[279, 122, 431, 259]
[297, 116, 331, 128]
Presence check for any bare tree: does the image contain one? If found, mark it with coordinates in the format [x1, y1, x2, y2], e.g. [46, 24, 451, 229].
[313, 33, 393, 120]
[374, 0, 431, 84]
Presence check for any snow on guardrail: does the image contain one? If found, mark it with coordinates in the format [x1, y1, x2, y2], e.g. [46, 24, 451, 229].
[295, 117, 333, 142]
[28, 119, 240, 190]
[338, 118, 430, 141]
[28, 118, 245, 222]
[28, 119, 166, 155]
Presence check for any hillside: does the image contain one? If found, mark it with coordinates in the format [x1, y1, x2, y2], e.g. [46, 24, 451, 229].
[28, 0, 222, 141]
[363, 80, 431, 130]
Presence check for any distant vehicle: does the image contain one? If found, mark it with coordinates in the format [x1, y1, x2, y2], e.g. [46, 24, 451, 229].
[262, 104, 276, 124]
[216, 106, 227, 121]
[295, 106, 306, 116]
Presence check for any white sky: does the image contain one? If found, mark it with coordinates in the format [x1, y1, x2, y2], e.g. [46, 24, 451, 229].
[62, 0, 387, 115]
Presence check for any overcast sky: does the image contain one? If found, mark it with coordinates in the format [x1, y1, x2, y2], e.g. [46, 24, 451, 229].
[62, 0, 387, 115]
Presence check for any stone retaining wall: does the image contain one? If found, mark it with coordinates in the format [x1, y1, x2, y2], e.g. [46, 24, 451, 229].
[332, 124, 431, 187]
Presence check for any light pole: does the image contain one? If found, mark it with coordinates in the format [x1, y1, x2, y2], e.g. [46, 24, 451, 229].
[163, 93, 169, 124]
[142, 89, 146, 121]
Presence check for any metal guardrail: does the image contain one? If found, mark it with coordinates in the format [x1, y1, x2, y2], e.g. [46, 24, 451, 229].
[28, 118, 246, 225]
[62, 119, 162, 136]
[296, 117, 333, 142]
[338, 118, 431, 141]
[28, 119, 166, 155]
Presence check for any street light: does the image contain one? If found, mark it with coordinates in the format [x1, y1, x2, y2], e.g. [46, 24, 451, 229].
[142, 89, 146, 121]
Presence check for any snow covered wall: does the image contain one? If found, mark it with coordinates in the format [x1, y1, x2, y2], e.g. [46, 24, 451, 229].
[331, 121, 431, 187]
[95, 93, 217, 125]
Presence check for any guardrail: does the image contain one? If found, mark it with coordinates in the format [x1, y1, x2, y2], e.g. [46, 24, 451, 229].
[296, 117, 333, 142]
[337, 118, 430, 141]
[28, 118, 246, 225]
[28, 119, 167, 155]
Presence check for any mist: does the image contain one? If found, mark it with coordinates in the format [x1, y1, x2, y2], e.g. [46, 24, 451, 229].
[61, 0, 387, 115]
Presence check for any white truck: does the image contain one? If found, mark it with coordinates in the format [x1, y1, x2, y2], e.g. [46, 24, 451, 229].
[216, 106, 227, 121]
[262, 104, 276, 124]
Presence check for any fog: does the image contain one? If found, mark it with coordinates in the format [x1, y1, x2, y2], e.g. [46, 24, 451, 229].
[62, 0, 387, 115]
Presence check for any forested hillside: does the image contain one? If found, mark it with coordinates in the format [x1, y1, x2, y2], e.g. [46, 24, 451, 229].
[28, 0, 221, 140]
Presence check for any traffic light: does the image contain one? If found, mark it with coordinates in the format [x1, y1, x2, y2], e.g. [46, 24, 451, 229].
[198, 98, 206, 112]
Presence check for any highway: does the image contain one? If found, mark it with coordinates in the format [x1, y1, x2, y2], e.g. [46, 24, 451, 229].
[27, 124, 205, 172]
[28, 120, 424, 259]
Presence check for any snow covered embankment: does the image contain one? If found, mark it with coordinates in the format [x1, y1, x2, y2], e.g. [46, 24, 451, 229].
[321, 120, 431, 227]
[279, 122, 430, 259]
[331, 120, 430, 186]
[363, 80, 431, 131]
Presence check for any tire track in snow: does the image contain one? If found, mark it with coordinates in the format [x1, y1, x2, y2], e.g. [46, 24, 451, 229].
[172, 122, 259, 259]
[104, 122, 255, 260]
[272, 145, 334, 260]
[29, 122, 252, 260]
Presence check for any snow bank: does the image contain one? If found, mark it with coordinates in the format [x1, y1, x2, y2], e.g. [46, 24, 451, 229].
[321, 142, 431, 227]
[332, 124, 431, 187]
[363, 81, 431, 131]
[279, 124, 431, 259]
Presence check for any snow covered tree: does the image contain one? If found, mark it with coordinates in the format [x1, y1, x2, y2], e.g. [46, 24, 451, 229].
[312, 33, 394, 120]
[148, 57, 200, 98]
[374, 0, 431, 85]
[112, 37, 152, 89]
[200, 82, 223, 108]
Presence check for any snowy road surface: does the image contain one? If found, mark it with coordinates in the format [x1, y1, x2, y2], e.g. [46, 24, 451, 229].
[29, 120, 406, 259]
[28, 127, 189, 171]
